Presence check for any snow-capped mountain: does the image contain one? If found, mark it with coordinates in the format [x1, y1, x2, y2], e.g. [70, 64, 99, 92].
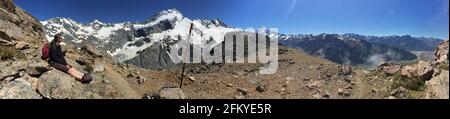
[42, 9, 441, 69]
[41, 9, 238, 70]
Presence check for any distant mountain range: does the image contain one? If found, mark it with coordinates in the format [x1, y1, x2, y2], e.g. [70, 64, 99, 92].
[339, 33, 443, 51]
[41, 9, 444, 69]
[279, 34, 422, 67]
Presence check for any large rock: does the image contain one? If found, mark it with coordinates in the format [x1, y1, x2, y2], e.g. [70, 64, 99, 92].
[434, 40, 449, 64]
[380, 65, 402, 75]
[25, 62, 50, 77]
[37, 70, 89, 99]
[425, 70, 449, 99]
[154, 87, 186, 99]
[390, 87, 409, 99]
[93, 63, 105, 73]
[0, 78, 42, 99]
[339, 65, 353, 76]
[14, 41, 29, 50]
[37, 70, 120, 99]
[400, 61, 434, 80]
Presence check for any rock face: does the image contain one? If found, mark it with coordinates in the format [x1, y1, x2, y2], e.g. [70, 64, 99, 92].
[425, 40, 449, 99]
[0, 0, 45, 44]
[124, 42, 178, 70]
[434, 40, 449, 64]
[425, 70, 449, 99]
[0, 0, 45, 99]
[0, 0, 142, 99]
[0, 78, 41, 99]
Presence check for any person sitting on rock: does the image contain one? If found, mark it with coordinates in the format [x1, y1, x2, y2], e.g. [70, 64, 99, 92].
[48, 34, 92, 83]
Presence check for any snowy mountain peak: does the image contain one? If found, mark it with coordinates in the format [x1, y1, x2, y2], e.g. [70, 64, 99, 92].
[146, 8, 184, 22]
[43, 17, 77, 25]
[199, 19, 228, 28]
[88, 19, 107, 30]
[157, 8, 182, 16]
[41, 9, 238, 64]
[89, 19, 106, 25]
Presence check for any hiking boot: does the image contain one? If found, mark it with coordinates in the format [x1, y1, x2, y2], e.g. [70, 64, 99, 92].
[81, 74, 93, 84]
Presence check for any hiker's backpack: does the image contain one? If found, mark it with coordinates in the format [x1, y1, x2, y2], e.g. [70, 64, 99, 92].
[41, 43, 50, 60]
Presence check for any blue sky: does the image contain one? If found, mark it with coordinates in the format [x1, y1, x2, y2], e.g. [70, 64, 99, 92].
[15, 0, 449, 39]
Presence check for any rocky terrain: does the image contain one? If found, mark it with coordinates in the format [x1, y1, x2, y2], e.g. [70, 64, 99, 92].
[1, 0, 448, 99]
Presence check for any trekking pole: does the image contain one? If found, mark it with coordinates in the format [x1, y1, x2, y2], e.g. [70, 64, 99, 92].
[180, 23, 194, 88]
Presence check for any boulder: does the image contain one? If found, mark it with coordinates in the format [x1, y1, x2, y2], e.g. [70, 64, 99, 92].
[378, 62, 389, 67]
[234, 95, 246, 99]
[256, 84, 267, 92]
[37, 70, 119, 99]
[154, 87, 186, 99]
[434, 40, 449, 64]
[305, 81, 321, 90]
[37, 70, 88, 99]
[371, 88, 379, 93]
[188, 76, 196, 82]
[339, 65, 352, 76]
[237, 88, 249, 95]
[401, 61, 434, 80]
[416, 61, 435, 81]
[390, 87, 409, 98]
[25, 62, 49, 77]
[380, 64, 402, 75]
[425, 70, 449, 99]
[337, 88, 344, 95]
[401, 66, 416, 78]
[137, 75, 147, 84]
[313, 93, 322, 99]
[0, 78, 41, 99]
[14, 41, 29, 50]
[93, 63, 105, 73]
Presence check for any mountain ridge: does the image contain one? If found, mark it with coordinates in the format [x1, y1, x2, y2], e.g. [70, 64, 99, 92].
[41, 9, 443, 69]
